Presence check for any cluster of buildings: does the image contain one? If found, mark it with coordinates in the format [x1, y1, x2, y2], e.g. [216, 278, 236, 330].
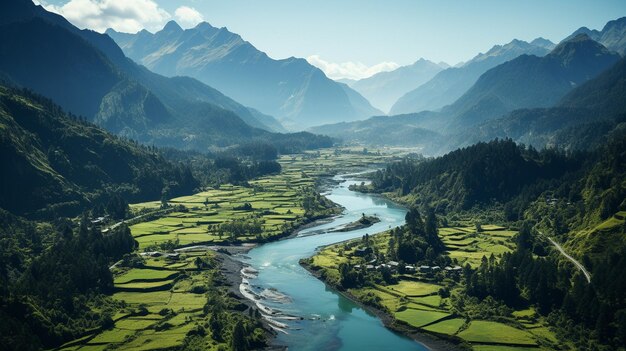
[353, 257, 462, 275]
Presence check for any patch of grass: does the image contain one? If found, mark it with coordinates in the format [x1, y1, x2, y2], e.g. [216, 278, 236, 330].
[114, 269, 178, 284]
[115, 318, 158, 330]
[115, 280, 174, 290]
[458, 320, 537, 345]
[395, 309, 450, 328]
[120, 323, 196, 351]
[87, 328, 135, 344]
[113, 291, 171, 305]
[422, 318, 465, 335]
[409, 295, 443, 308]
[387, 281, 440, 297]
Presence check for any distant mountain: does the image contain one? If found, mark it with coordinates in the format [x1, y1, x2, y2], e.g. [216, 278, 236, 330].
[314, 43, 624, 154]
[335, 78, 357, 85]
[444, 56, 626, 152]
[441, 34, 620, 133]
[390, 39, 555, 115]
[308, 111, 442, 155]
[348, 59, 447, 112]
[0, 84, 197, 217]
[0, 0, 343, 154]
[559, 55, 626, 115]
[565, 16, 626, 55]
[107, 22, 381, 129]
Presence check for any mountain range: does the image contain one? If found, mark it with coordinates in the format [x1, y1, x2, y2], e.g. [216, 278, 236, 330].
[439, 34, 621, 133]
[0, 0, 338, 152]
[343, 59, 448, 113]
[565, 16, 626, 55]
[390, 38, 555, 115]
[106, 22, 381, 129]
[311, 32, 624, 154]
[444, 55, 626, 152]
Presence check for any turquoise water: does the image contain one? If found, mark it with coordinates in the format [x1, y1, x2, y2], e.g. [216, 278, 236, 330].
[242, 175, 428, 351]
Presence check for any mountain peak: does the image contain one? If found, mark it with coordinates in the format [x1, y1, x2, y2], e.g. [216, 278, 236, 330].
[162, 20, 183, 33]
[602, 16, 626, 32]
[549, 33, 608, 60]
[530, 37, 555, 50]
[194, 21, 217, 31]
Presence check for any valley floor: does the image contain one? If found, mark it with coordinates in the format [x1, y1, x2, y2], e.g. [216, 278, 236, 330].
[56, 148, 401, 351]
[301, 222, 562, 351]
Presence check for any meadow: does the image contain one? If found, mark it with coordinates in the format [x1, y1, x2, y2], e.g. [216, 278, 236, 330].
[127, 149, 399, 250]
[60, 252, 229, 351]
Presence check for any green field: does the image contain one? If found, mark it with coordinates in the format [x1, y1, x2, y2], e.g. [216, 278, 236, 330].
[126, 152, 373, 249]
[395, 309, 451, 328]
[422, 318, 465, 334]
[458, 320, 537, 346]
[386, 281, 440, 297]
[305, 222, 560, 350]
[439, 225, 515, 267]
[61, 252, 229, 351]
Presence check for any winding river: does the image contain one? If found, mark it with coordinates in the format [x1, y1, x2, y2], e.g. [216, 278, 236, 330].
[239, 174, 428, 351]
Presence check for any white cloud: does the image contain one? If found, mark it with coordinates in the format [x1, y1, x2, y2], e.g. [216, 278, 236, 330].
[307, 55, 399, 80]
[174, 6, 204, 29]
[40, 0, 171, 33]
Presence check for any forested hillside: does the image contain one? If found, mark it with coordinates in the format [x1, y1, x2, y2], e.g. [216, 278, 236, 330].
[0, 85, 198, 217]
[0, 210, 136, 350]
[365, 139, 583, 212]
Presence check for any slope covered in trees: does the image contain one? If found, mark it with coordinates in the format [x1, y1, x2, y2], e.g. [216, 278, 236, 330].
[367, 139, 582, 212]
[0, 85, 199, 217]
[0, 210, 136, 350]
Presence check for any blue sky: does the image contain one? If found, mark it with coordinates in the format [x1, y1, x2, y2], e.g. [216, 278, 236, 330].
[38, 0, 626, 79]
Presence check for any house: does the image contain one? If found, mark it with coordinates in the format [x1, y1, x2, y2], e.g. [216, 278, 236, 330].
[366, 265, 375, 270]
[387, 261, 399, 267]
[431, 266, 441, 271]
[419, 265, 430, 272]
[405, 265, 416, 272]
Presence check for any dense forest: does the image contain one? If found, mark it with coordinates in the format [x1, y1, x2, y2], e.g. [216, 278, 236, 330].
[363, 136, 626, 224]
[0, 210, 136, 349]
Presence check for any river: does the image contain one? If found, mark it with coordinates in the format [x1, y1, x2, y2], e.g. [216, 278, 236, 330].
[239, 174, 429, 351]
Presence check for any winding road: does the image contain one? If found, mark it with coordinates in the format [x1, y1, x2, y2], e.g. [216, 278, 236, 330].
[547, 236, 591, 283]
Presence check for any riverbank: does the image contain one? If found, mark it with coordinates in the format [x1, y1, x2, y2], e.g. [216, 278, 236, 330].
[217, 252, 289, 350]
[300, 260, 466, 351]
